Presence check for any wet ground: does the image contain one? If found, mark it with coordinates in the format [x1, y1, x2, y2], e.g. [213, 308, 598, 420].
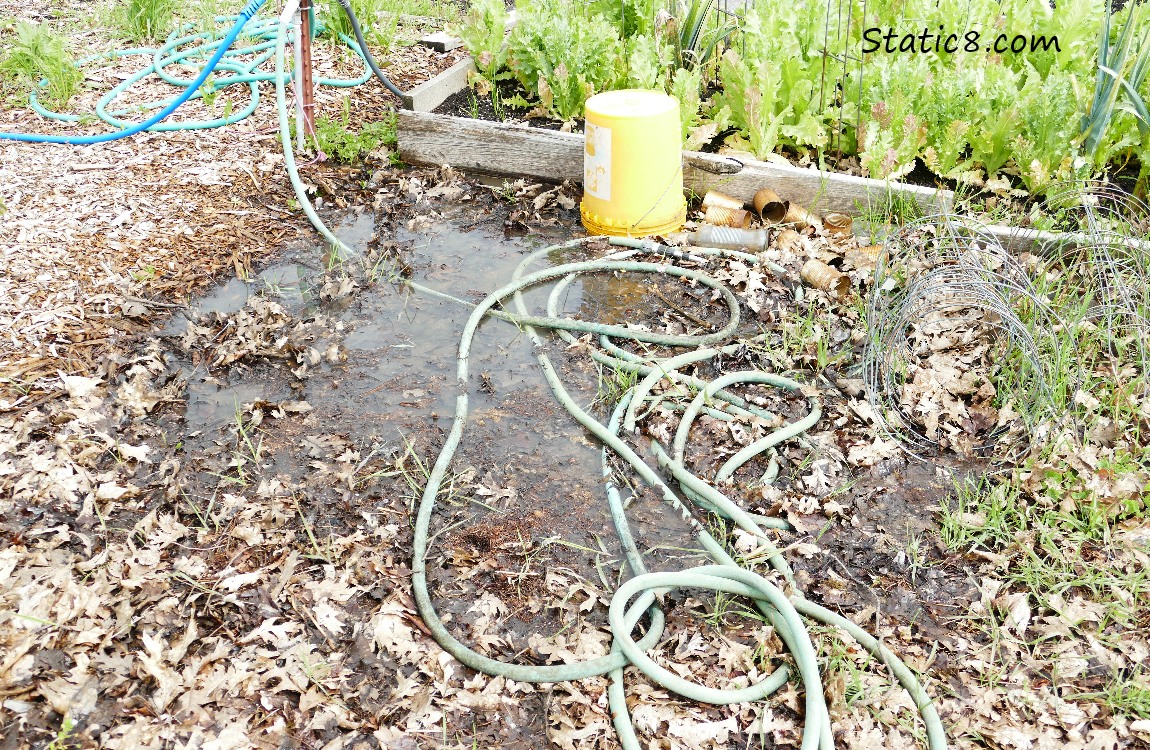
[130, 186, 994, 748]
[155, 203, 721, 645]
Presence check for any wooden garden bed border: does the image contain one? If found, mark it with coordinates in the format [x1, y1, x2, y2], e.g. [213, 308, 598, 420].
[401, 57, 476, 112]
[396, 108, 1054, 252]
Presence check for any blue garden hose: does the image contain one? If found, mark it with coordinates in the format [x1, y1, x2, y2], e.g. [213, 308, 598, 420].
[0, 0, 268, 143]
[0, 0, 375, 143]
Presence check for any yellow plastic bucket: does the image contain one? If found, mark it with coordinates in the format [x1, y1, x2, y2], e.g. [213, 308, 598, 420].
[580, 89, 686, 237]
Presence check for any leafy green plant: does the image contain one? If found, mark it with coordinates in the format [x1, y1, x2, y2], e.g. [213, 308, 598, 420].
[454, 0, 508, 81]
[669, 0, 735, 70]
[921, 120, 971, 180]
[117, 0, 177, 43]
[310, 99, 398, 162]
[0, 21, 82, 109]
[592, 0, 658, 38]
[1009, 69, 1085, 191]
[670, 65, 702, 140]
[712, 48, 829, 159]
[507, 0, 623, 121]
[708, 0, 832, 159]
[320, 0, 399, 49]
[1080, 2, 1150, 161]
[856, 55, 931, 179]
[916, 64, 985, 181]
[44, 716, 75, 750]
[624, 33, 664, 90]
[594, 0, 732, 101]
[474, 0, 1150, 194]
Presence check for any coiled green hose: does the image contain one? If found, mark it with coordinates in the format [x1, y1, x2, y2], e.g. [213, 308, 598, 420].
[267, 6, 948, 747]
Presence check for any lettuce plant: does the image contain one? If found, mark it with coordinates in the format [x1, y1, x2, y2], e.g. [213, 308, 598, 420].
[468, 0, 1150, 194]
[712, 49, 829, 158]
[1010, 68, 1086, 192]
[856, 56, 929, 179]
[709, 0, 830, 158]
[671, 66, 702, 140]
[625, 33, 666, 90]
[454, 0, 509, 82]
[508, 0, 623, 121]
[859, 108, 926, 181]
[593, 0, 658, 38]
[963, 66, 1023, 179]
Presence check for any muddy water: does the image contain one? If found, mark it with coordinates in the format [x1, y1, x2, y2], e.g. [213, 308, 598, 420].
[169, 208, 703, 627]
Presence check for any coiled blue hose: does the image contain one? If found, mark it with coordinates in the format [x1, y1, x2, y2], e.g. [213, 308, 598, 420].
[0, 0, 268, 144]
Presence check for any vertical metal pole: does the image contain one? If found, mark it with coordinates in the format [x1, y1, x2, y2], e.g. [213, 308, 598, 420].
[855, 0, 867, 151]
[836, 0, 848, 160]
[293, 7, 305, 151]
[299, 0, 317, 143]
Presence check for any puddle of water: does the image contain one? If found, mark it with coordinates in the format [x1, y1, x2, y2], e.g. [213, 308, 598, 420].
[168, 214, 381, 429]
[333, 211, 375, 252]
[257, 262, 311, 309]
[194, 277, 250, 315]
[185, 380, 277, 429]
[169, 206, 703, 601]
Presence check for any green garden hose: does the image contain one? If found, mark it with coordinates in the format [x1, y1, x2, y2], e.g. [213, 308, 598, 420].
[266, 5, 949, 747]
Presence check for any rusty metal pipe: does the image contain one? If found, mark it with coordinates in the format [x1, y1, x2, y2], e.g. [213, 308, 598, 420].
[299, 0, 317, 141]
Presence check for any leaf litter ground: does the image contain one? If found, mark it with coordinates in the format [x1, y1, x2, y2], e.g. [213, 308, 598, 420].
[2, 6, 1150, 750]
[4, 159, 1149, 748]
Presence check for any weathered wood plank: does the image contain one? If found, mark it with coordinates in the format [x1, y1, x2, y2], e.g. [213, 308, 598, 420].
[397, 110, 584, 182]
[396, 110, 1058, 250]
[401, 57, 475, 112]
[680, 152, 953, 216]
[397, 111, 952, 215]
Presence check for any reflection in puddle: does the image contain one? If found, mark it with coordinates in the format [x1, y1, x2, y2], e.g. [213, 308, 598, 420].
[171, 207, 702, 584]
[184, 380, 276, 429]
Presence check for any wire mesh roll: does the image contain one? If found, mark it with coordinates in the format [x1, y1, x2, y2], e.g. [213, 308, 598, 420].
[865, 216, 1057, 458]
[1035, 181, 1150, 388]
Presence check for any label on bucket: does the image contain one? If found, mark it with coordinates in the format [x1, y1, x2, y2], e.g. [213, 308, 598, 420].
[584, 123, 611, 201]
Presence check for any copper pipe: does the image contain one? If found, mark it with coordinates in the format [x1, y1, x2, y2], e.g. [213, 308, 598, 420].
[299, 0, 317, 142]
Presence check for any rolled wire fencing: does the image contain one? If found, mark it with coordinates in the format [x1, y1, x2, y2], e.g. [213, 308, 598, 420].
[865, 182, 1150, 459]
